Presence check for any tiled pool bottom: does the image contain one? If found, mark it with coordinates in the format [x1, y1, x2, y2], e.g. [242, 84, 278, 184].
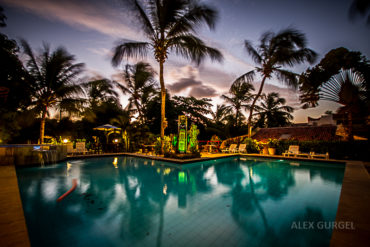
[16, 157, 345, 247]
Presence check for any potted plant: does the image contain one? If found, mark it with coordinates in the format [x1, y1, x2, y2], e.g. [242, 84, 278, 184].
[267, 139, 278, 155]
[257, 141, 269, 154]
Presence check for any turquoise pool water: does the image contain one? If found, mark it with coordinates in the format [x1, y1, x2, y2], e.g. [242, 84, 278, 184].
[16, 156, 345, 247]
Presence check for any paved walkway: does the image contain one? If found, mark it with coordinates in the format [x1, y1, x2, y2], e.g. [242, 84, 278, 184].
[0, 165, 30, 247]
[330, 161, 370, 247]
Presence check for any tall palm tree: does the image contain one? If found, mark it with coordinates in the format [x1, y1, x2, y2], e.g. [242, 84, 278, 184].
[235, 28, 316, 135]
[222, 80, 254, 127]
[111, 0, 223, 140]
[319, 69, 367, 140]
[254, 92, 294, 128]
[117, 62, 157, 123]
[21, 40, 84, 144]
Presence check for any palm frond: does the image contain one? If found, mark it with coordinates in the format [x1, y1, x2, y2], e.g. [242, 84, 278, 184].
[20, 39, 42, 81]
[132, 0, 155, 36]
[233, 70, 256, 84]
[278, 48, 317, 67]
[274, 69, 299, 89]
[244, 40, 262, 64]
[168, 34, 223, 64]
[167, 2, 218, 37]
[112, 41, 150, 67]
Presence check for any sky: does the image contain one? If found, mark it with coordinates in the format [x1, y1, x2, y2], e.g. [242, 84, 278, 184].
[1, 0, 369, 123]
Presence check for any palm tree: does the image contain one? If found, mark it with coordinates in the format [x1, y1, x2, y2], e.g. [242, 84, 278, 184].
[111, 0, 223, 140]
[83, 78, 119, 108]
[254, 92, 294, 128]
[111, 111, 132, 151]
[235, 28, 316, 136]
[319, 69, 367, 140]
[21, 40, 84, 144]
[211, 104, 230, 125]
[222, 80, 254, 127]
[117, 62, 157, 123]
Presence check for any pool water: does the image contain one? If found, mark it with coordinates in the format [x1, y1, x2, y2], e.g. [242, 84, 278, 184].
[16, 156, 345, 247]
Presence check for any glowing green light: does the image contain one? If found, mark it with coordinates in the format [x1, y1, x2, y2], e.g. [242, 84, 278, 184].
[178, 171, 187, 184]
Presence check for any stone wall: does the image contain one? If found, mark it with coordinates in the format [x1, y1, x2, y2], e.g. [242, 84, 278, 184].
[0, 144, 67, 166]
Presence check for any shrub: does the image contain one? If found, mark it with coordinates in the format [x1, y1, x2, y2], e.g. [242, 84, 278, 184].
[241, 138, 260, 153]
[154, 136, 172, 155]
[267, 138, 278, 148]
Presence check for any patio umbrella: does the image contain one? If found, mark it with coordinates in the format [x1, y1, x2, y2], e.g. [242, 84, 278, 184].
[93, 124, 121, 144]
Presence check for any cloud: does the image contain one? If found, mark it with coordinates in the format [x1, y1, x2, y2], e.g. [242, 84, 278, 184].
[167, 77, 202, 93]
[189, 85, 218, 98]
[1, 0, 141, 40]
[166, 65, 219, 98]
[252, 82, 301, 108]
[87, 47, 113, 57]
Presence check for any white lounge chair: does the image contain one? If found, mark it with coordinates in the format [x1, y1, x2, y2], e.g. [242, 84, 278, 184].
[282, 145, 309, 158]
[76, 142, 88, 155]
[229, 144, 238, 153]
[238, 144, 247, 153]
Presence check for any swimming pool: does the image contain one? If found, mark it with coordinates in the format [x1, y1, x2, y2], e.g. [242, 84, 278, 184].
[16, 156, 345, 247]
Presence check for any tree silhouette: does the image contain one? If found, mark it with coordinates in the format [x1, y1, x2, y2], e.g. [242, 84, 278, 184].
[111, 0, 223, 142]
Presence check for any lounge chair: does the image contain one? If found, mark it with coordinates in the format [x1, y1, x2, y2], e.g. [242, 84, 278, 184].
[310, 152, 329, 159]
[220, 141, 228, 153]
[76, 142, 88, 155]
[282, 145, 309, 158]
[229, 144, 238, 153]
[66, 143, 76, 155]
[238, 144, 247, 153]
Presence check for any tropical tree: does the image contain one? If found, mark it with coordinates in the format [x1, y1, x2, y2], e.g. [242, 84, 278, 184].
[253, 92, 294, 128]
[222, 80, 254, 127]
[21, 40, 84, 143]
[0, 7, 31, 143]
[83, 78, 119, 109]
[111, 0, 223, 141]
[235, 28, 316, 135]
[111, 110, 132, 151]
[172, 96, 213, 125]
[210, 104, 230, 125]
[319, 69, 368, 140]
[299, 47, 370, 109]
[117, 62, 157, 123]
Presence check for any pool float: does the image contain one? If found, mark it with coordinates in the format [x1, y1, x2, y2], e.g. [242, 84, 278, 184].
[57, 178, 77, 202]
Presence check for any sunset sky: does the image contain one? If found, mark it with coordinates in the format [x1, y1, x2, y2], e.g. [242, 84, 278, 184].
[1, 0, 369, 122]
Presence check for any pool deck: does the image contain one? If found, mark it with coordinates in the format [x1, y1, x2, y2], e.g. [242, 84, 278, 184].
[0, 165, 30, 247]
[1, 153, 369, 246]
[330, 160, 370, 247]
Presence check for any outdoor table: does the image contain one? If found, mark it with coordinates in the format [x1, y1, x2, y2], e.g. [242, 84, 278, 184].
[143, 145, 155, 154]
[204, 144, 216, 153]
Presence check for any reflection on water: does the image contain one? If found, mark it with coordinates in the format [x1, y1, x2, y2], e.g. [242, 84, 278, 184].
[16, 157, 344, 247]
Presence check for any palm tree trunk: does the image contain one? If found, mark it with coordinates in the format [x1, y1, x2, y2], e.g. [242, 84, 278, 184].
[247, 76, 267, 137]
[159, 60, 166, 141]
[39, 107, 47, 144]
